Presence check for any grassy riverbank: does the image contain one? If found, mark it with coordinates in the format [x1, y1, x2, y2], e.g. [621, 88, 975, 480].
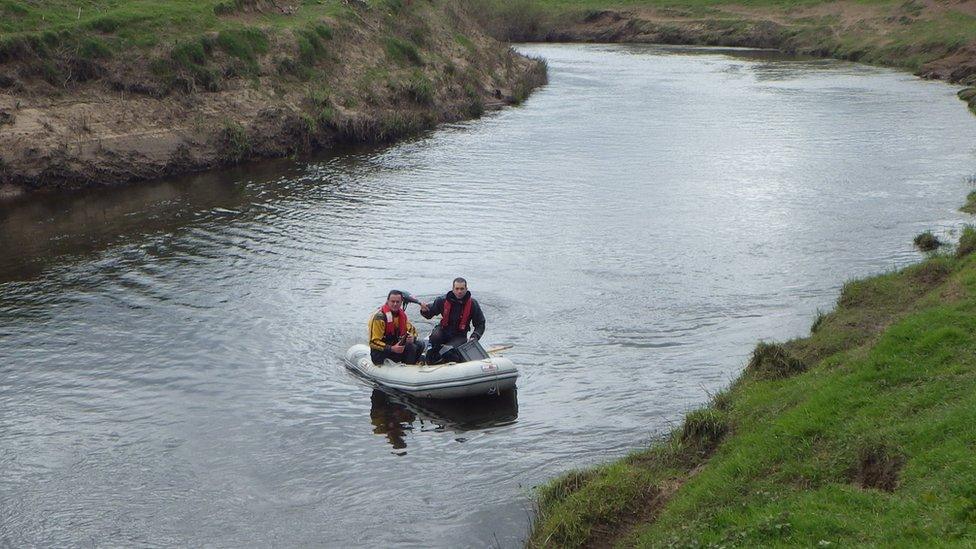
[530, 225, 976, 546]
[0, 0, 547, 195]
[466, 0, 976, 84]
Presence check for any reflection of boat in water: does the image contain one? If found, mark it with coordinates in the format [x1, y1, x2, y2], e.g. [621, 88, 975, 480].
[369, 389, 519, 451]
[345, 343, 518, 399]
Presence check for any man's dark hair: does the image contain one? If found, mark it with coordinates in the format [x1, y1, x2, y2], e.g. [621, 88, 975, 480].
[387, 290, 404, 300]
[452, 277, 467, 287]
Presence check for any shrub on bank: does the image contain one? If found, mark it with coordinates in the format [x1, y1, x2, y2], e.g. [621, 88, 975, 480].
[747, 341, 807, 379]
[958, 225, 976, 257]
[913, 230, 942, 251]
[681, 408, 729, 450]
[963, 190, 976, 215]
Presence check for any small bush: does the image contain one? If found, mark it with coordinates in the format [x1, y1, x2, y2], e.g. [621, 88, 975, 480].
[384, 36, 422, 65]
[849, 442, 906, 492]
[78, 37, 112, 60]
[962, 190, 976, 215]
[747, 341, 807, 379]
[312, 23, 333, 41]
[217, 28, 269, 62]
[454, 33, 475, 52]
[680, 408, 729, 450]
[467, 97, 484, 117]
[810, 309, 827, 333]
[958, 225, 976, 258]
[404, 71, 433, 104]
[88, 16, 121, 33]
[218, 122, 250, 163]
[295, 25, 331, 65]
[277, 57, 310, 80]
[2, 1, 29, 16]
[0, 35, 45, 63]
[913, 230, 942, 251]
[171, 38, 210, 67]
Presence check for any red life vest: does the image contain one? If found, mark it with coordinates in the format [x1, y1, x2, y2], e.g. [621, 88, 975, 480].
[441, 297, 473, 332]
[380, 304, 408, 339]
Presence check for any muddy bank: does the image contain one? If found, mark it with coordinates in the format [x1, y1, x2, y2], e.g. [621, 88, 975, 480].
[0, 1, 547, 197]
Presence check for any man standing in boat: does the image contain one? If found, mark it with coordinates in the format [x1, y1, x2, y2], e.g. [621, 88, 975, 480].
[369, 290, 423, 365]
[420, 277, 486, 363]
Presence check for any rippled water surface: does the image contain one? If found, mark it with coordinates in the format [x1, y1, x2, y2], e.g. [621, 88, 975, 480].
[2, 44, 975, 546]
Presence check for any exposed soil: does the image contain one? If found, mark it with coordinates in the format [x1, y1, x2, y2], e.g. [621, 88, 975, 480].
[0, 2, 547, 198]
[850, 444, 906, 492]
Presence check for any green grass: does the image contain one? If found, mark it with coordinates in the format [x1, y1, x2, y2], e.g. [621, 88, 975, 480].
[531, 243, 976, 546]
[0, 1, 343, 65]
[962, 190, 976, 215]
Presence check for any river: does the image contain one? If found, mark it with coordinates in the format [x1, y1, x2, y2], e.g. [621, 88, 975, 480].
[2, 44, 974, 547]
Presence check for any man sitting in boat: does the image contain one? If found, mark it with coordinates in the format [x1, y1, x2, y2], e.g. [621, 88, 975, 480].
[419, 277, 486, 364]
[369, 290, 423, 365]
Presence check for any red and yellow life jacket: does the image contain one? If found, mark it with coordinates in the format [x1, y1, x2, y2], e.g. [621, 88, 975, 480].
[441, 297, 473, 332]
[380, 304, 408, 341]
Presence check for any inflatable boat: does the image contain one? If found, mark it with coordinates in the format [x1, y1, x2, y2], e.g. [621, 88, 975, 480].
[343, 343, 518, 399]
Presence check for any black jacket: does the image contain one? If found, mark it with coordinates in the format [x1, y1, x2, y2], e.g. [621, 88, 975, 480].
[421, 291, 486, 339]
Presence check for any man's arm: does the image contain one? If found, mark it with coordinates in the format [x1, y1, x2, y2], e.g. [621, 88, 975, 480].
[470, 300, 486, 340]
[420, 297, 443, 320]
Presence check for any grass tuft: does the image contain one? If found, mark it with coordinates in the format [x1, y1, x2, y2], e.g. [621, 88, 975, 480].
[958, 225, 976, 258]
[217, 121, 251, 163]
[747, 341, 807, 379]
[914, 230, 942, 251]
[848, 442, 906, 492]
[383, 36, 422, 65]
[962, 190, 976, 215]
[216, 27, 269, 63]
[404, 71, 434, 104]
[680, 408, 729, 450]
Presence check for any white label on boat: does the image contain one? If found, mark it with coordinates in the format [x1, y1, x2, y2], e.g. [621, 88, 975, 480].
[481, 362, 498, 373]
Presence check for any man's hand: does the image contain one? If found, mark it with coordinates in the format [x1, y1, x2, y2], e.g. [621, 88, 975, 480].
[420, 302, 429, 313]
[391, 343, 405, 354]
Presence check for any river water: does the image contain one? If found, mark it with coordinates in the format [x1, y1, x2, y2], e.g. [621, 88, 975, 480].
[2, 44, 975, 547]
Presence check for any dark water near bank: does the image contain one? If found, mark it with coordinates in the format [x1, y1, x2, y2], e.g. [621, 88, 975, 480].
[2, 44, 975, 547]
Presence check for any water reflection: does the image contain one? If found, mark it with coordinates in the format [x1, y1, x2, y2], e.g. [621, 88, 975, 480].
[369, 389, 519, 454]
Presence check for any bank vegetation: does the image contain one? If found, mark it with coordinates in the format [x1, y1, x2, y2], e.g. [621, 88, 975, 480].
[530, 221, 976, 546]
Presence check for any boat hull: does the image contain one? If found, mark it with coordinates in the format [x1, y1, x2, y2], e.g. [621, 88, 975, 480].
[344, 344, 518, 399]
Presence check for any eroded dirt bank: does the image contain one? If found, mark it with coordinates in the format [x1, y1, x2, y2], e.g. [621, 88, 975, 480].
[0, 1, 547, 199]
